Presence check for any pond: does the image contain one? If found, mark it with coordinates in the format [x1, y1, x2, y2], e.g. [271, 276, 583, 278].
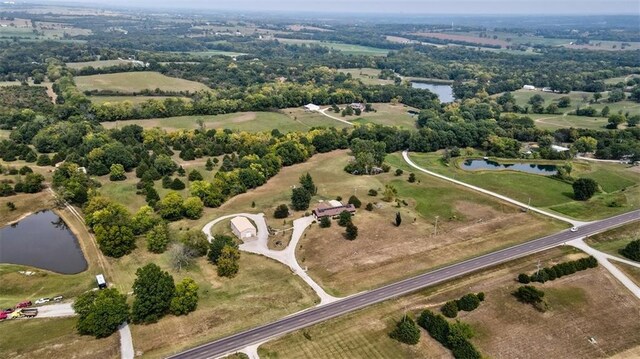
[0, 210, 87, 274]
[461, 159, 558, 176]
[411, 82, 455, 103]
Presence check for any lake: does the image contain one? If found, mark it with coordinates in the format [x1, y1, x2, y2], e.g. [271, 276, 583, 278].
[0, 210, 87, 274]
[411, 82, 455, 103]
[461, 159, 558, 176]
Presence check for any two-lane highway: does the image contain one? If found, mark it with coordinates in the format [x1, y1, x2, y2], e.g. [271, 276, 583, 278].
[169, 209, 639, 359]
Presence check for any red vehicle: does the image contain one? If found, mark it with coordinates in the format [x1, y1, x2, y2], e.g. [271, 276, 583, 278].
[2, 308, 14, 314]
[0, 312, 7, 321]
[16, 301, 32, 308]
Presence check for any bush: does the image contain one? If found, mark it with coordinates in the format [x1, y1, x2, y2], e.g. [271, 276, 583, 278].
[389, 315, 421, 345]
[274, 204, 289, 218]
[291, 187, 311, 211]
[477, 292, 485, 301]
[365, 203, 374, 211]
[183, 196, 204, 219]
[517, 273, 531, 284]
[188, 170, 203, 181]
[513, 285, 546, 311]
[395, 169, 404, 176]
[338, 210, 352, 226]
[319, 216, 331, 228]
[368, 189, 378, 196]
[441, 300, 459, 318]
[170, 277, 199, 316]
[170, 178, 186, 190]
[348, 195, 362, 208]
[417, 310, 481, 359]
[146, 222, 171, 254]
[408, 173, 416, 183]
[456, 293, 481, 312]
[345, 222, 358, 240]
[620, 239, 640, 262]
[162, 175, 172, 189]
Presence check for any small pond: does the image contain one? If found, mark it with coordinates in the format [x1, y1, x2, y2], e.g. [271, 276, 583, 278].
[0, 210, 87, 274]
[461, 159, 558, 176]
[411, 82, 455, 103]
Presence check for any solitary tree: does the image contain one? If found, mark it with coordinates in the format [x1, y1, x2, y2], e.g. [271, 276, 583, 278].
[389, 315, 421, 345]
[217, 245, 240, 278]
[441, 300, 459, 318]
[273, 204, 289, 218]
[408, 173, 416, 183]
[572, 178, 599, 200]
[180, 229, 209, 257]
[291, 187, 311, 211]
[146, 222, 171, 254]
[73, 288, 129, 338]
[348, 195, 362, 208]
[395, 212, 402, 227]
[205, 158, 214, 171]
[319, 216, 331, 228]
[188, 169, 203, 181]
[338, 210, 352, 226]
[345, 222, 358, 240]
[299, 173, 317, 194]
[620, 240, 640, 262]
[132, 263, 176, 324]
[109, 164, 126, 181]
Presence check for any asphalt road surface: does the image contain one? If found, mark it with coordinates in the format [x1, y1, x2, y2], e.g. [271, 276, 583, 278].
[169, 209, 639, 359]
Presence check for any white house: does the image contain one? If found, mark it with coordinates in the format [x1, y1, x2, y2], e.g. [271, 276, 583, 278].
[230, 216, 257, 240]
[304, 103, 320, 112]
[551, 145, 570, 152]
[523, 85, 536, 90]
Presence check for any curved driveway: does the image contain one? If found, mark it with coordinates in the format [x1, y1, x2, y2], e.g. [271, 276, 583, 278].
[170, 209, 640, 359]
[402, 150, 587, 226]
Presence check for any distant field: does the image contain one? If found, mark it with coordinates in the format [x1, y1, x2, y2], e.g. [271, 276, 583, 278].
[348, 103, 418, 128]
[66, 59, 133, 69]
[273, 38, 389, 56]
[496, 89, 640, 130]
[75, 72, 210, 93]
[185, 50, 247, 57]
[338, 68, 395, 85]
[90, 95, 188, 105]
[604, 74, 640, 85]
[411, 31, 509, 47]
[101, 111, 321, 132]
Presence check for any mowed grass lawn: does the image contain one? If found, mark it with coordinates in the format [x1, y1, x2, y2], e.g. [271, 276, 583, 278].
[0, 317, 119, 359]
[101, 111, 321, 132]
[349, 103, 418, 129]
[404, 152, 640, 220]
[585, 222, 640, 258]
[338, 68, 396, 85]
[75, 72, 210, 93]
[260, 246, 640, 358]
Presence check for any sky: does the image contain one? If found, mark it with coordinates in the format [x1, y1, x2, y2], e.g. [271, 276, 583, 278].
[45, 0, 640, 15]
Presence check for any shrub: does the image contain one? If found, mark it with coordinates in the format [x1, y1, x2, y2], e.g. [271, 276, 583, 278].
[620, 240, 640, 262]
[517, 273, 531, 284]
[573, 178, 598, 200]
[273, 204, 289, 218]
[456, 294, 481, 312]
[348, 195, 362, 208]
[365, 203, 374, 211]
[441, 300, 459, 318]
[513, 285, 546, 311]
[338, 210, 352, 226]
[395, 169, 404, 176]
[162, 175, 172, 189]
[368, 189, 378, 196]
[170, 178, 186, 190]
[291, 187, 311, 211]
[188, 170, 203, 181]
[477, 292, 485, 301]
[345, 222, 358, 240]
[319, 216, 331, 228]
[146, 222, 171, 254]
[389, 315, 421, 345]
[417, 310, 481, 359]
[408, 173, 416, 183]
[395, 212, 402, 226]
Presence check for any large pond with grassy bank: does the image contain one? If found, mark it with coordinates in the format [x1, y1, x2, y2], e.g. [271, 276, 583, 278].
[0, 210, 87, 274]
[411, 82, 454, 102]
[461, 159, 558, 175]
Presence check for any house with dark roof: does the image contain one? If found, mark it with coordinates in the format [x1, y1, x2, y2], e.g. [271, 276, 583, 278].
[312, 201, 356, 220]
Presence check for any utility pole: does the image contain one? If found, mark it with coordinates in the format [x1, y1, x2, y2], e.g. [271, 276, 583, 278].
[527, 197, 531, 212]
[535, 260, 542, 277]
[434, 216, 439, 236]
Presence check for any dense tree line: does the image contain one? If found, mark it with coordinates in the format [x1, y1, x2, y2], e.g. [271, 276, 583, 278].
[517, 256, 598, 284]
[417, 310, 482, 359]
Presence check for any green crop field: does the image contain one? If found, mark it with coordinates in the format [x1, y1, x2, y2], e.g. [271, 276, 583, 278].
[405, 152, 640, 220]
[273, 38, 389, 56]
[75, 72, 210, 93]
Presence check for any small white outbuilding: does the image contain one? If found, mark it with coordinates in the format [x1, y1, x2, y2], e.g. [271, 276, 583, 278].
[230, 216, 257, 240]
[304, 103, 320, 112]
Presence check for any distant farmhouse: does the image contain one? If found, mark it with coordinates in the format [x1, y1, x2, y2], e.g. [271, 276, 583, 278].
[312, 200, 356, 220]
[349, 102, 365, 111]
[230, 216, 257, 240]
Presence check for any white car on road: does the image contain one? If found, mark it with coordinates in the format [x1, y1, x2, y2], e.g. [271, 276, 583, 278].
[35, 298, 50, 305]
[570, 227, 578, 232]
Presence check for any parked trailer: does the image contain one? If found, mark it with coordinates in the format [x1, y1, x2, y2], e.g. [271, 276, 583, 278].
[21, 308, 38, 318]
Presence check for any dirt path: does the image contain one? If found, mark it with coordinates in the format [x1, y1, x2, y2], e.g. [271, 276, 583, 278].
[317, 108, 354, 126]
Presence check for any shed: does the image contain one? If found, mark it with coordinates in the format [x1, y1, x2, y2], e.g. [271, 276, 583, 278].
[523, 85, 536, 90]
[230, 216, 257, 240]
[304, 103, 320, 112]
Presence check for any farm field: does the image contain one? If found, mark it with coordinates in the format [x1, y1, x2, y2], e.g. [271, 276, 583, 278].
[338, 68, 396, 85]
[0, 317, 119, 359]
[90, 95, 188, 105]
[75, 72, 210, 93]
[604, 74, 640, 85]
[0, 18, 90, 41]
[272, 38, 389, 56]
[343, 103, 418, 128]
[66, 59, 134, 69]
[260, 246, 640, 359]
[410, 31, 509, 47]
[405, 152, 640, 221]
[100, 111, 327, 132]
